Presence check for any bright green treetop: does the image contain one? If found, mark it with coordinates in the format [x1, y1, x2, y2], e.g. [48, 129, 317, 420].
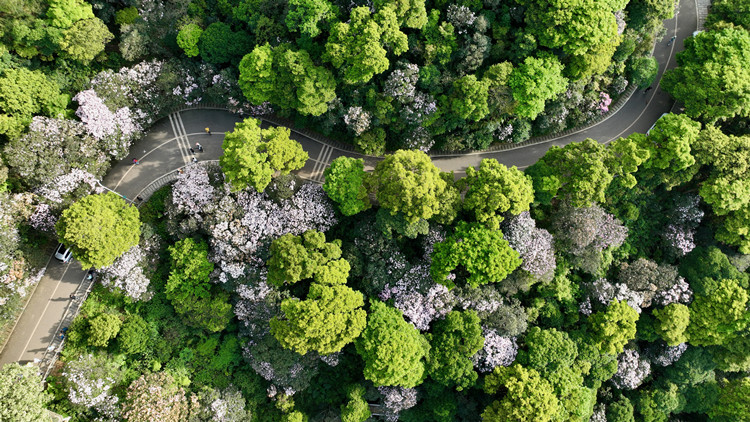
[0, 68, 68, 138]
[517, 327, 578, 375]
[356, 300, 430, 388]
[449, 75, 490, 122]
[267, 230, 348, 287]
[322, 157, 371, 216]
[525, 138, 613, 206]
[271, 282, 366, 355]
[55, 192, 140, 269]
[87, 313, 122, 348]
[661, 25, 750, 123]
[588, 299, 639, 355]
[285, 0, 336, 37]
[717, 206, 750, 253]
[709, 377, 750, 422]
[0, 363, 51, 422]
[426, 310, 484, 390]
[176, 23, 203, 57]
[482, 363, 561, 422]
[220, 117, 308, 192]
[653, 303, 690, 346]
[644, 113, 700, 172]
[370, 149, 459, 224]
[46, 0, 94, 28]
[59, 18, 113, 63]
[687, 278, 749, 346]
[374, 0, 427, 28]
[340, 385, 371, 422]
[431, 221, 521, 289]
[460, 159, 534, 230]
[508, 54, 568, 120]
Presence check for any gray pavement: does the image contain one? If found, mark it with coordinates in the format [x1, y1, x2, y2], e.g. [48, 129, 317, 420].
[1, 0, 701, 372]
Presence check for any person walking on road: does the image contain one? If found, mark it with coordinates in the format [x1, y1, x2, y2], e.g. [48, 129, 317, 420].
[192, 157, 198, 163]
[205, 127, 211, 135]
[190, 147, 195, 154]
[196, 142, 203, 152]
[644, 86, 653, 94]
[132, 158, 139, 165]
[667, 35, 676, 45]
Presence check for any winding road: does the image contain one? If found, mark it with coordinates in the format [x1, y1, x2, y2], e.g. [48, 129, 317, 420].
[0, 0, 704, 372]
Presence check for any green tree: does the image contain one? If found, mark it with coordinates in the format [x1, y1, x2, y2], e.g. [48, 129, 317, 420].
[482, 364, 561, 422]
[59, 18, 113, 62]
[123, 372, 188, 422]
[199, 22, 250, 65]
[55, 192, 140, 269]
[431, 221, 521, 289]
[449, 75, 490, 122]
[517, 327, 578, 375]
[605, 134, 652, 189]
[322, 157, 371, 216]
[356, 300, 430, 388]
[661, 25, 750, 123]
[166, 238, 232, 332]
[239, 44, 337, 115]
[374, 0, 427, 28]
[270, 282, 366, 355]
[459, 159, 534, 229]
[0, 68, 68, 138]
[340, 385, 371, 422]
[176, 23, 202, 57]
[118, 315, 150, 355]
[46, 0, 94, 28]
[628, 56, 659, 89]
[0, 363, 51, 422]
[687, 278, 749, 346]
[643, 113, 700, 173]
[421, 9, 456, 65]
[717, 206, 750, 253]
[508, 54, 568, 120]
[652, 303, 690, 346]
[220, 117, 308, 192]
[709, 378, 750, 421]
[588, 300, 639, 355]
[88, 313, 122, 348]
[525, 138, 613, 206]
[694, 127, 750, 216]
[285, 0, 336, 37]
[323, 6, 407, 84]
[267, 230, 348, 287]
[426, 310, 484, 390]
[370, 149, 459, 224]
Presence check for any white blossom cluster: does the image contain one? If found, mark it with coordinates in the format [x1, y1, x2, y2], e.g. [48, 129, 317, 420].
[611, 349, 651, 390]
[378, 386, 418, 422]
[650, 343, 688, 367]
[73, 90, 140, 158]
[384, 63, 419, 102]
[589, 404, 607, 422]
[99, 246, 151, 300]
[403, 126, 434, 152]
[320, 352, 341, 367]
[343, 106, 371, 136]
[421, 226, 447, 260]
[380, 264, 456, 330]
[63, 354, 122, 418]
[654, 277, 692, 306]
[586, 278, 645, 314]
[495, 123, 514, 143]
[171, 164, 215, 216]
[446, 5, 476, 33]
[503, 211, 556, 279]
[34, 168, 102, 203]
[28, 204, 57, 233]
[234, 280, 274, 341]
[471, 328, 518, 372]
[662, 195, 704, 257]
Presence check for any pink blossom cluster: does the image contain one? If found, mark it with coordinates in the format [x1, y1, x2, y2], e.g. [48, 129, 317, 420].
[378, 386, 418, 422]
[611, 349, 651, 390]
[34, 169, 102, 203]
[503, 211, 556, 279]
[471, 328, 518, 372]
[171, 164, 215, 216]
[380, 264, 456, 330]
[29, 204, 57, 233]
[401, 92, 437, 126]
[99, 246, 151, 300]
[663, 225, 696, 256]
[598, 92, 612, 114]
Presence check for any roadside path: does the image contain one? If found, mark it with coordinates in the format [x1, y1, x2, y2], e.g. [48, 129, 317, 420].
[0, 0, 699, 369]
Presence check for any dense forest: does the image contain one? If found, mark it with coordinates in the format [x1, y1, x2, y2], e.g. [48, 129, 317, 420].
[0, 0, 750, 421]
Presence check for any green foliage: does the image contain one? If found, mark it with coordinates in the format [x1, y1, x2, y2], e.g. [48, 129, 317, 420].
[643, 113, 700, 173]
[88, 313, 122, 347]
[115, 6, 139, 25]
[460, 159, 534, 229]
[176, 23, 203, 57]
[421, 9, 456, 65]
[430, 221, 521, 289]
[606, 396, 635, 422]
[717, 206, 750, 253]
[628, 56, 659, 89]
[267, 230, 348, 286]
[0, 68, 68, 138]
[199, 22, 250, 64]
[374, 0, 427, 28]
[374, 208, 429, 239]
[663, 346, 716, 386]
[709, 377, 750, 421]
[370, 149, 459, 224]
[118, 315, 150, 355]
[449, 75, 489, 122]
[356, 300, 430, 387]
[426, 310, 484, 390]
[59, 18, 113, 63]
[220, 117, 308, 192]
[679, 246, 748, 295]
[508, 54, 568, 120]
[46, 0, 94, 28]
[322, 157, 371, 216]
[652, 303, 690, 346]
[687, 278, 749, 346]
[239, 44, 337, 115]
[526, 138, 613, 206]
[270, 282, 366, 354]
[517, 327, 578, 375]
[482, 363, 560, 422]
[635, 383, 681, 422]
[166, 238, 232, 332]
[340, 384, 371, 422]
[285, 0, 336, 37]
[0, 363, 51, 422]
[661, 26, 750, 123]
[588, 300, 639, 355]
[55, 192, 141, 269]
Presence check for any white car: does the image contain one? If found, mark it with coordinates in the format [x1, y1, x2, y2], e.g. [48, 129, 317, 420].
[54, 244, 72, 263]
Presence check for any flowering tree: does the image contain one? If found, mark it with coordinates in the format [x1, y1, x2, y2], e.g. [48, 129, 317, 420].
[611, 349, 651, 390]
[171, 164, 215, 216]
[98, 245, 150, 300]
[471, 328, 518, 373]
[343, 106, 371, 136]
[377, 386, 418, 422]
[123, 372, 189, 422]
[188, 386, 252, 422]
[63, 353, 124, 418]
[0, 363, 51, 422]
[502, 211, 556, 282]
